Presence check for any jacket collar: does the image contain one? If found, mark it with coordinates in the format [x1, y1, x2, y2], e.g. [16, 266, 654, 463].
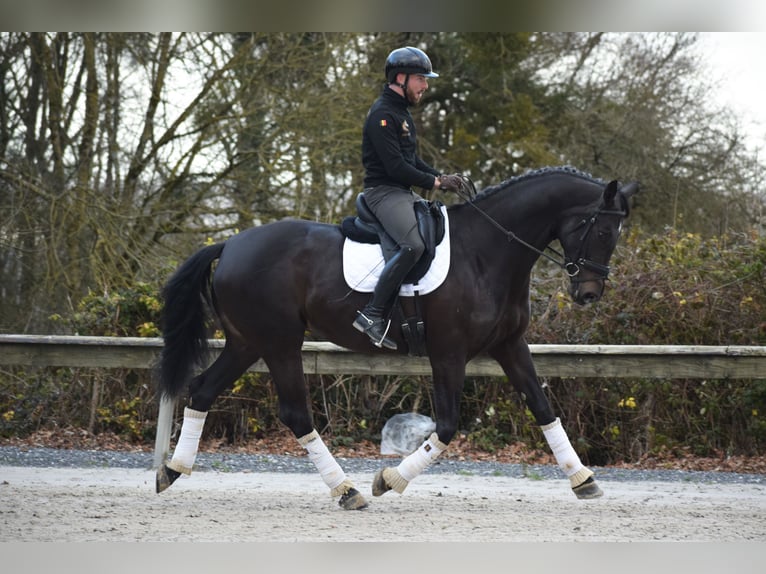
[382, 84, 409, 109]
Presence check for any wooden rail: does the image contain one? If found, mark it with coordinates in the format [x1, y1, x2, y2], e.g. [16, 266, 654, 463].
[2, 334, 765, 379]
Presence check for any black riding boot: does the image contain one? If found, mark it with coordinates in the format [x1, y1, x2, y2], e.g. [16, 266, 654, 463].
[353, 246, 418, 350]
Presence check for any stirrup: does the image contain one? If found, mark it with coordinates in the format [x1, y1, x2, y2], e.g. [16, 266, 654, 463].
[353, 311, 397, 350]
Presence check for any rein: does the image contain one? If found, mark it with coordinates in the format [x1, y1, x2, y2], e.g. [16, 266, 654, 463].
[452, 180, 625, 280]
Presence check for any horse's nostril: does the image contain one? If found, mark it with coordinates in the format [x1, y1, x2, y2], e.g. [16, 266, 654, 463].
[582, 292, 600, 304]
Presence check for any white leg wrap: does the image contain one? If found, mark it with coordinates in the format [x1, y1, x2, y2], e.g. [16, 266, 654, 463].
[386, 432, 447, 493]
[541, 418, 593, 487]
[298, 430, 353, 497]
[167, 407, 207, 475]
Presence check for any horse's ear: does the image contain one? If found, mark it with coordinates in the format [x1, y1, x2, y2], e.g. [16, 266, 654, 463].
[603, 180, 619, 205]
[620, 181, 640, 198]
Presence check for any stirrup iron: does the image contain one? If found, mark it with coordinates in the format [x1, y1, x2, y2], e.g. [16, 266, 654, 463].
[353, 311, 397, 350]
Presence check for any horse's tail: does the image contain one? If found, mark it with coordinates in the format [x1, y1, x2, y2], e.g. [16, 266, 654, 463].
[158, 242, 226, 401]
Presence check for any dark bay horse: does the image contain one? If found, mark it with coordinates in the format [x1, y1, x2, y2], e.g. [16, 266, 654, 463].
[155, 166, 638, 510]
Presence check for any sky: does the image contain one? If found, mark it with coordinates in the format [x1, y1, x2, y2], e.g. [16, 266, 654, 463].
[698, 32, 766, 153]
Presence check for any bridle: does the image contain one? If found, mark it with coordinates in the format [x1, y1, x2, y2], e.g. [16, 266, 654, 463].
[562, 205, 627, 284]
[452, 176, 627, 282]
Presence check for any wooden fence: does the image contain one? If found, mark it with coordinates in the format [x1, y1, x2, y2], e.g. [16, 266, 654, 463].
[3, 334, 765, 468]
[3, 334, 766, 379]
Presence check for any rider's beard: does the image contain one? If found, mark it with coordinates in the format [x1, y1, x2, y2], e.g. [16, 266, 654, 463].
[406, 86, 424, 105]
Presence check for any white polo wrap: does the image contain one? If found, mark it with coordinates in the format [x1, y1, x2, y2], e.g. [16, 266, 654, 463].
[167, 407, 207, 475]
[541, 417, 593, 487]
[298, 430, 353, 497]
[379, 432, 448, 494]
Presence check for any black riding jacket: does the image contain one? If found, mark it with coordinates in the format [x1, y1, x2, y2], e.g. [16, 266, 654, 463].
[362, 85, 440, 190]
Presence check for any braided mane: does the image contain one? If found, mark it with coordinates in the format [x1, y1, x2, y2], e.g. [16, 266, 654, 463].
[475, 165, 606, 200]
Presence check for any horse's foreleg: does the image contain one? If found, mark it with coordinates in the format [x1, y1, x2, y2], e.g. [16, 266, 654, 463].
[540, 417, 602, 498]
[373, 360, 463, 497]
[490, 340, 603, 499]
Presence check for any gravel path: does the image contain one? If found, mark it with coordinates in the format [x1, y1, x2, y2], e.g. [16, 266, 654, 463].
[2, 446, 766, 543]
[2, 445, 765, 485]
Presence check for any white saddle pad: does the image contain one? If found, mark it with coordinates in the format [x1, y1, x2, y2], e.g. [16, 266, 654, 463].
[342, 205, 451, 296]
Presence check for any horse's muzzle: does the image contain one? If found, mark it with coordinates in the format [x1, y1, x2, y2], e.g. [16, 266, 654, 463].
[570, 279, 605, 305]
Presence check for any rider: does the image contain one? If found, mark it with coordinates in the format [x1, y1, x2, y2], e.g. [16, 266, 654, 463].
[352, 46, 464, 351]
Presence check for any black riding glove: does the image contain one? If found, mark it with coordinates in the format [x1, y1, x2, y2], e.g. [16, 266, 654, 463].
[439, 173, 476, 198]
[439, 174, 465, 194]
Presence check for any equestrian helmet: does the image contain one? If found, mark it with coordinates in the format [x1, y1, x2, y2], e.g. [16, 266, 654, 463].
[385, 47, 439, 83]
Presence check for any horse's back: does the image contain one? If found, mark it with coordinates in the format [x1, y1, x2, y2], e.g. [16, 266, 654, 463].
[213, 219, 343, 302]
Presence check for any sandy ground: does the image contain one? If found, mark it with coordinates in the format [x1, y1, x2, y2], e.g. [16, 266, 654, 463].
[1, 466, 765, 542]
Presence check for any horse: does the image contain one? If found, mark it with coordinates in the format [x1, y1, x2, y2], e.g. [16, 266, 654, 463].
[154, 165, 639, 510]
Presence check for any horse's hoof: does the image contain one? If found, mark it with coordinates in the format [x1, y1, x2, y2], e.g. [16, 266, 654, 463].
[372, 469, 392, 497]
[339, 487, 368, 510]
[155, 465, 182, 493]
[572, 476, 603, 499]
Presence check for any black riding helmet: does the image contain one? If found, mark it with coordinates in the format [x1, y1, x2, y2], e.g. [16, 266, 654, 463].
[385, 46, 439, 82]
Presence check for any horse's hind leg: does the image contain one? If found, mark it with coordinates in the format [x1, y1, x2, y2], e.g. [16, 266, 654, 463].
[372, 358, 463, 497]
[156, 344, 256, 493]
[266, 350, 368, 510]
[489, 340, 603, 499]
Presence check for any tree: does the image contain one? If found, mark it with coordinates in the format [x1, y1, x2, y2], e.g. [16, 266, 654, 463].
[0, 33, 257, 330]
[1, 32, 763, 333]
[531, 32, 760, 233]
[0, 33, 384, 331]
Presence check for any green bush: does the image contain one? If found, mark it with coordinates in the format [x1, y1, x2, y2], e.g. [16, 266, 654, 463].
[529, 227, 766, 345]
[51, 282, 163, 337]
[2, 283, 164, 439]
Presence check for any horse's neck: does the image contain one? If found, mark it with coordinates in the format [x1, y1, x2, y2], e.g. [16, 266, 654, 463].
[452, 181, 598, 273]
[509, 177, 600, 218]
[476, 185, 567, 245]
[446, 193, 541, 278]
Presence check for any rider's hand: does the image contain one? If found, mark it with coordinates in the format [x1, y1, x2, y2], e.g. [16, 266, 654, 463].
[439, 174, 465, 194]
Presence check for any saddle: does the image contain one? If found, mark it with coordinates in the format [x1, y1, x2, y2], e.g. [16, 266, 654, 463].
[340, 193, 447, 357]
[341, 193, 446, 285]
